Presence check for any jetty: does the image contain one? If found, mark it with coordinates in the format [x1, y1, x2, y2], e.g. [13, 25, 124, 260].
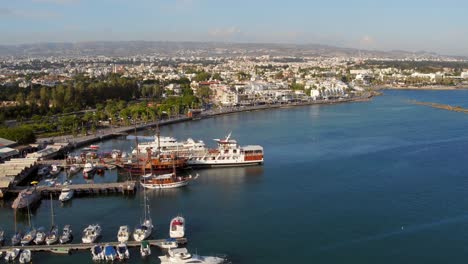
[7, 181, 137, 197]
[410, 100, 468, 114]
[0, 237, 187, 253]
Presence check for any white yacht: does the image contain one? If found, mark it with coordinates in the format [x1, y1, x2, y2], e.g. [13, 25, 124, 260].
[187, 133, 264, 167]
[82, 224, 101, 243]
[4, 248, 20, 262]
[133, 219, 153, 242]
[59, 225, 73, 244]
[83, 162, 95, 173]
[45, 226, 59, 245]
[19, 249, 31, 264]
[33, 227, 46, 245]
[159, 248, 226, 264]
[59, 188, 74, 202]
[117, 225, 130, 243]
[134, 135, 206, 155]
[169, 216, 185, 238]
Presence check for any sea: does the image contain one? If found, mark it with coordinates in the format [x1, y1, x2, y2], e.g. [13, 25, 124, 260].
[1, 89, 468, 263]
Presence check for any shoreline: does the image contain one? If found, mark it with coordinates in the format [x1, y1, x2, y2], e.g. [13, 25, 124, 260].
[376, 85, 468, 91]
[36, 93, 375, 149]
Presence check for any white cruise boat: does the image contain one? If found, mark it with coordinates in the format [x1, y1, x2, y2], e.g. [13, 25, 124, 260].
[169, 216, 185, 238]
[187, 133, 264, 167]
[117, 225, 130, 243]
[159, 248, 226, 264]
[82, 224, 101, 243]
[59, 188, 74, 202]
[134, 135, 206, 155]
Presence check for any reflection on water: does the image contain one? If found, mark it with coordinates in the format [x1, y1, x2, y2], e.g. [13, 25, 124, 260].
[197, 166, 264, 185]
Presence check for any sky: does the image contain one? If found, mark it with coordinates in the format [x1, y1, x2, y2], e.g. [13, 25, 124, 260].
[1, 0, 468, 56]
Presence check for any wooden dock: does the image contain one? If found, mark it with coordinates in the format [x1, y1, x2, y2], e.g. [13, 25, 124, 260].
[0, 237, 188, 253]
[7, 181, 137, 197]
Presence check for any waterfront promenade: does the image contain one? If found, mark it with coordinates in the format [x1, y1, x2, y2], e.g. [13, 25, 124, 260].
[37, 93, 373, 148]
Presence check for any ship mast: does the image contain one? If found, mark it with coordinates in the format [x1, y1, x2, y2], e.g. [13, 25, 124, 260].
[50, 193, 54, 227]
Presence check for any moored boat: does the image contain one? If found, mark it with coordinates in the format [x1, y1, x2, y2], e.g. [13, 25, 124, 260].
[117, 225, 130, 243]
[82, 224, 101, 243]
[19, 249, 31, 264]
[21, 228, 36, 246]
[50, 165, 61, 176]
[83, 162, 95, 173]
[11, 232, 22, 246]
[140, 241, 151, 257]
[4, 248, 20, 262]
[12, 188, 41, 210]
[59, 225, 73, 244]
[169, 216, 185, 238]
[69, 165, 81, 175]
[140, 172, 196, 189]
[59, 188, 74, 202]
[133, 219, 152, 242]
[37, 166, 50, 177]
[160, 238, 178, 249]
[91, 244, 104, 261]
[104, 244, 117, 261]
[45, 226, 59, 245]
[0, 229, 4, 245]
[159, 248, 226, 264]
[33, 227, 46, 245]
[116, 243, 130, 260]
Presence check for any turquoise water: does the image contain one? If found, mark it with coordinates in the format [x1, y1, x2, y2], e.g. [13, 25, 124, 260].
[2, 90, 468, 263]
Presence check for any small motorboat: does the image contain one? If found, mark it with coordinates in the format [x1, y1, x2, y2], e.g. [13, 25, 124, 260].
[104, 244, 117, 261]
[34, 227, 46, 245]
[59, 225, 73, 244]
[21, 228, 36, 246]
[19, 249, 31, 264]
[45, 225, 59, 245]
[0, 229, 4, 245]
[37, 166, 50, 177]
[49, 165, 61, 176]
[160, 238, 178, 249]
[140, 241, 151, 257]
[116, 243, 130, 260]
[83, 162, 95, 174]
[91, 244, 104, 261]
[11, 232, 22, 246]
[89, 145, 100, 150]
[59, 188, 74, 202]
[159, 248, 226, 264]
[69, 165, 81, 175]
[44, 179, 56, 187]
[82, 224, 101, 243]
[4, 248, 20, 262]
[169, 216, 185, 238]
[117, 225, 130, 243]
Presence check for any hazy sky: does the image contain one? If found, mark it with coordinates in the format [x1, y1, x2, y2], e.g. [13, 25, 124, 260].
[1, 0, 468, 55]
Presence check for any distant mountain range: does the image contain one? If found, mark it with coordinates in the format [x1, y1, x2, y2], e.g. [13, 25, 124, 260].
[0, 41, 464, 60]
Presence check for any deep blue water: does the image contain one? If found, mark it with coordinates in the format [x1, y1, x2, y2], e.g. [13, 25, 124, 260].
[2, 89, 468, 263]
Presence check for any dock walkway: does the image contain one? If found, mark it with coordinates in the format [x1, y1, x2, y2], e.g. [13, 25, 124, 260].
[0, 237, 187, 253]
[7, 181, 136, 197]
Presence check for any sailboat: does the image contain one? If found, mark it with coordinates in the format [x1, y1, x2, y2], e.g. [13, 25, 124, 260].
[133, 187, 153, 242]
[45, 194, 59, 245]
[20, 204, 36, 246]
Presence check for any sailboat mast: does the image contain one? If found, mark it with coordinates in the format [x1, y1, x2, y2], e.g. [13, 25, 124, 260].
[50, 193, 54, 227]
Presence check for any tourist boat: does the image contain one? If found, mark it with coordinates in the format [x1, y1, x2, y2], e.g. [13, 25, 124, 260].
[21, 228, 36, 246]
[117, 225, 130, 243]
[140, 241, 151, 257]
[82, 224, 101, 243]
[50, 165, 61, 176]
[19, 249, 31, 264]
[169, 216, 185, 238]
[160, 238, 178, 249]
[34, 227, 46, 245]
[37, 166, 50, 177]
[59, 225, 73, 244]
[159, 248, 226, 264]
[140, 171, 197, 189]
[187, 133, 264, 167]
[91, 244, 104, 261]
[12, 188, 41, 210]
[83, 162, 95, 173]
[104, 244, 117, 261]
[59, 188, 74, 202]
[122, 153, 188, 175]
[4, 248, 20, 262]
[116, 243, 130, 260]
[0, 229, 4, 245]
[69, 165, 81, 175]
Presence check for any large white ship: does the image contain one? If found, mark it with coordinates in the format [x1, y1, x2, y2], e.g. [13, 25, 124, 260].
[134, 136, 206, 155]
[186, 133, 263, 167]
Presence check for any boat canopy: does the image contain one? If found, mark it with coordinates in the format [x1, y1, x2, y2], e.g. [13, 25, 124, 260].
[105, 245, 116, 255]
[141, 241, 149, 247]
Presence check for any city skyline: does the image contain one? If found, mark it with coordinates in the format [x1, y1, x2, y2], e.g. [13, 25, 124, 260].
[1, 0, 468, 56]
